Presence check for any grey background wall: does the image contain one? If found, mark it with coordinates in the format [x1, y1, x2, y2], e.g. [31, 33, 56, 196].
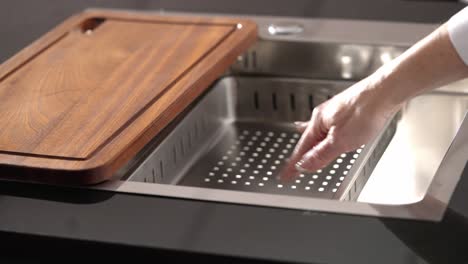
[0, 0, 464, 63]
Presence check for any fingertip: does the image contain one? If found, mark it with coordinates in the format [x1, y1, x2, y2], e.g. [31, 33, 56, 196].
[295, 152, 321, 173]
[294, 121, 308, 132]
[278, 174, 294, 183]
[278, 162, 299, 182]
[294, 160, 309, 173]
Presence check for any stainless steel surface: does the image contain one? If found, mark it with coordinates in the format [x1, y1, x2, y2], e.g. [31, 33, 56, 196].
[267, 23, 304, 35]
[95, 84, 466, 220]
[155, 9, 438, 45]
[230, 41, 405, 81]
[88, 11, 468, 221]
[359, 86, 468, 205]
[125, 77, 394, 199]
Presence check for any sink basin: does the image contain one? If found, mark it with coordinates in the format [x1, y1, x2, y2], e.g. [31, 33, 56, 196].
[122, 76, 395, 201]
[84, 13, 468, 221]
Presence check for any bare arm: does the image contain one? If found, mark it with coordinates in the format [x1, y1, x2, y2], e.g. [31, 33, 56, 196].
[284, 14, 468, 178]
[375, 24, 468, 109]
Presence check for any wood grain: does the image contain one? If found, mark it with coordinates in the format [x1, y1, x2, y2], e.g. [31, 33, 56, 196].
[0, 9, 257, 185]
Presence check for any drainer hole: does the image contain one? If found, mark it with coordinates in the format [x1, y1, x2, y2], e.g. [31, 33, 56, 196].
[272, 93, 278, 110]
[254, 91, 259, 109]
[290, 94, 296, 111]
[308, 95, 314, 111]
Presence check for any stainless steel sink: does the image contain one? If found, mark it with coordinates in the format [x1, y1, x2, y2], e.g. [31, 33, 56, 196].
[122, 76, 395, 201]
[88, 11, 468, 221]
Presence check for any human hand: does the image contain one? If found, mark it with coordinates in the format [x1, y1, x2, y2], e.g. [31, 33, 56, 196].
[281, 76, 401, 180]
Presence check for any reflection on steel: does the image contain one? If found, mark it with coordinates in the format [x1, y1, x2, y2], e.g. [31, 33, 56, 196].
[267, 23, 304, 35]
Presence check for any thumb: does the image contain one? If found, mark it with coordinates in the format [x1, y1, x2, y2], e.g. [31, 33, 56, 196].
[295, 129, 342, 172]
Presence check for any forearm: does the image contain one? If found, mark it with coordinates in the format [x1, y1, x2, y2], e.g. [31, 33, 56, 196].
[370, 24, 468, 110]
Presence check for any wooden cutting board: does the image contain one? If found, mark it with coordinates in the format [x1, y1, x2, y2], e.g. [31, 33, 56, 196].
[0, 9, 256, 185]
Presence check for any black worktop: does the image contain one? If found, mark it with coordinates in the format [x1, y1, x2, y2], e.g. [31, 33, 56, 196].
[0, 0, 464, 65]
[1, 1, 467, 263]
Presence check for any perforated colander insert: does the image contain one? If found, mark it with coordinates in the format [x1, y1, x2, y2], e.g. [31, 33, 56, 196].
[179, 122, 363, 199]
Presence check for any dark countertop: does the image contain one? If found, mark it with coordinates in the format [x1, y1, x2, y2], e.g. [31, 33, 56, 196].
[1, 0, 465, 64]
[1, 1, 468, 263]
[2, 165, 468, 263]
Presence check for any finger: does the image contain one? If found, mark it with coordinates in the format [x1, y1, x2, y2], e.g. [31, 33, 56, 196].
[295, 128, 343, 172]
[281, 113, 326, 180]
[294, 121, 308, 133]
[290, 113, 326, 166]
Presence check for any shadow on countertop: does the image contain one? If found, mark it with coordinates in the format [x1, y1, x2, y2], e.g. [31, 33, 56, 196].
[382, 162, 468, 264]
[383, 208, 468, 264]
[0, 180, 115, 204]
